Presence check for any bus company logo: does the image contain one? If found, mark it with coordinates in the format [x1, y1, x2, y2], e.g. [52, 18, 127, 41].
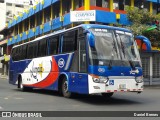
[98, 68, 105, 73]
[58, 58, 65, 68]
[30, 62, 44, 80]
[130, 69, 139, 75]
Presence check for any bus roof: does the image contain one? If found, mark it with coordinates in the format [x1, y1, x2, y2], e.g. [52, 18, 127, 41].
[12, 24, 131, 49]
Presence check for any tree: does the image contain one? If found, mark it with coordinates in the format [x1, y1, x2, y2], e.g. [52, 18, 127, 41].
[125, 6, 160, 47]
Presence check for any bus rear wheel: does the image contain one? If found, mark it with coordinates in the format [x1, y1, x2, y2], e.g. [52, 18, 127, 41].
[18, 77, 32, 91]
[61, 78, 72, 98]
[101, 93, 114, 98]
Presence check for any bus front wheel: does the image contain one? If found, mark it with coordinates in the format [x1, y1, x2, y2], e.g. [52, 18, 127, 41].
[61, 78, 72, 98]
[101, 93, 114, 98]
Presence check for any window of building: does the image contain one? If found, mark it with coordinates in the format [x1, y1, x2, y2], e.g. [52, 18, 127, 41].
[19, 22, 23, 33]
[38, 39, 47, 57]
[30, 16, 35, 29]
[90, 0, 96, 6]
[15, 25, 18, 35]
[96, 0, 102, 7]
[48, 36, 59, 55]
[62, 0, 71, 14]
[37, 12, 42, 25]
[144, 1, 150, 11]
[119, 0, 124, 10]
[6, 3, 12, 6]
[102, 0, 109, 8]
[62, 30, 77, 53]
[24, 19, 29, 31]
[75, 0, 84, 9]
[125, 0, 130, 6]
[113, 0, 119, 9]
[135, 0, 144, 9]
[79, 0, 84, 7]
[15, 4, 24, 8]
[44, 6, 51, 22]
[158, 4, 160, 14]
[6, 10, 12, 17]
[153, 3, 157, 14]
[52, 2, 60, 18]
[113, 0, 124, 10]
[0, 0, 5, 3]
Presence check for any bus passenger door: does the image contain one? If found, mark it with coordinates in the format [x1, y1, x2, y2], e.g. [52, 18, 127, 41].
[77, 38, 88, 94]
[69, 37, 88, 94]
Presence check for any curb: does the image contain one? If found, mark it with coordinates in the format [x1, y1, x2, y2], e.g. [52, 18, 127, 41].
[144, 85, 160, 89]
[0, 75, 8, 79]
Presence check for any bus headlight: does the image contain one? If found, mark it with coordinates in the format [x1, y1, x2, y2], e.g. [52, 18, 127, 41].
[135, 76, 143, 83]
[93, 78, 100, 83]
[92, 76, 108, 83]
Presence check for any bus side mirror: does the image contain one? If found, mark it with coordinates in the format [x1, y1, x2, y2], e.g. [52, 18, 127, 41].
[83, 30, 89, 34]
[88, 33, 95, 48]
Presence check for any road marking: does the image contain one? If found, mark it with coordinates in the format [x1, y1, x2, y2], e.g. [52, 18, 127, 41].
[14, 97, 24, 100]
[4, 98, 9, 100]
[0, 106, 3, 109]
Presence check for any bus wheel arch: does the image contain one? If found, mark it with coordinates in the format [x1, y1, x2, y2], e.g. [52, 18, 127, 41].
[58, 74, 72, 98]
[17, 74, 22, 89]
[17, 74, 32, 91]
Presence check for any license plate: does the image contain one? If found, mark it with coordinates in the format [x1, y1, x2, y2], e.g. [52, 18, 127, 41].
[119, 84, 126, 89]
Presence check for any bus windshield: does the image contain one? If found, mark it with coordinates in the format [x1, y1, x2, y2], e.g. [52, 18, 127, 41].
[116, 31, 140, 61]
[88, 28, 140, 66]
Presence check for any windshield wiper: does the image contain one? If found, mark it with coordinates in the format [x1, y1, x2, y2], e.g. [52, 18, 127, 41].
[116, 34, 126, 58]
[108, 54, 114, 70]
[117, 34, 136, 70]
[129, 60, 136, 70]
[108, 41, 117, 70]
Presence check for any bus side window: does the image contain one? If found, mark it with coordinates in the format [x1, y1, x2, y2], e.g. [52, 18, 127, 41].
[78, 28, 85, 38]
[79, 37, 87, 73]
[48, 36, 59, 55]
[27, 42, 37, 59]
[18, 46, 22, 61]
[62, 30, 77, 53]
[11, 48, 16, 61]
[38, 39, 47, 57]
[15, 47, 20, 61]
[21, 44, 27, 60]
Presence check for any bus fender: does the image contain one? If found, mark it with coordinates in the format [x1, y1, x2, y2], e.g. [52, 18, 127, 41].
[58, 72, 69, 91]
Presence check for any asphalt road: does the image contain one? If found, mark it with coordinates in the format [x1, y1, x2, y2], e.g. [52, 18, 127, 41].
[0, 78, 160, 120]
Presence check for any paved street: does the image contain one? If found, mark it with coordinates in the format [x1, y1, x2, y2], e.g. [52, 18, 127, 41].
[0, 78, 160, 120]
[0, 78, 160, 111]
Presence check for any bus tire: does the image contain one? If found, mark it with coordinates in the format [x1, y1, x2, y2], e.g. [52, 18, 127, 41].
[101, 92, 114, 98]
[61, 77, 72, 98]
[18, 77, 32, 92]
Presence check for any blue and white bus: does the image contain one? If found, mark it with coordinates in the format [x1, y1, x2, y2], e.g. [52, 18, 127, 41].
[9, 24, 143, 98]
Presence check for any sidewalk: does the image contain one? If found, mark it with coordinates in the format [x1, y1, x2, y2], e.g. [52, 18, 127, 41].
[144, 85, 160, 89]
[0, 74, 8, 79]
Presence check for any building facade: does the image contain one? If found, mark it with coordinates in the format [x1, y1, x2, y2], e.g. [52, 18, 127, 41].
[0, 0, 160, 85]
[0, 0, 33, 76]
